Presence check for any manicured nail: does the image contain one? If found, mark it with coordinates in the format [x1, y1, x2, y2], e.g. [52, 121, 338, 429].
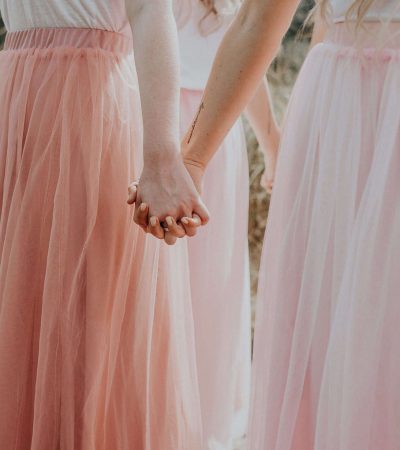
[181, 218, 189, 225]
[140, 203, 147, 212]
[150, 217, 157, 227]
[166, 217, 173, 226]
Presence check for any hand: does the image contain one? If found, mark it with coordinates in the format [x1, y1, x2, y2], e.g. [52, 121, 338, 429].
[261, 142, 279, 195]
[128, 184, 203, 245]
[128, 153, 209, 245]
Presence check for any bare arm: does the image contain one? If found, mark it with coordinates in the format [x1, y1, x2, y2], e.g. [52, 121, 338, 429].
[244, 78, 280, 192]
[127, 0, 180, 166]
[245, 78, 280, 155]
[241, 9, 327, 193]
[311, 9, 328, 48]
[126, 0, 209, 243]
[182, 0, 301, 172]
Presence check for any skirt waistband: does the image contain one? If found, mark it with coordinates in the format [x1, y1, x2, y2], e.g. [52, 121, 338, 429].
[4, 27, 133, 54]
[326, 23, 400, 50]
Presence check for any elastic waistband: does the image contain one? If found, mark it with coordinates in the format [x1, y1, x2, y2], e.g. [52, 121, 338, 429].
[326, 23, 400, 50]
[4, 27, 133, 54]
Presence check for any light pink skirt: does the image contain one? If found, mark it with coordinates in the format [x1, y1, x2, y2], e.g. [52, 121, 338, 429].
[0, 28, 202, 450]
[180, 89, 251, 450]
[249, 24, 400, 450]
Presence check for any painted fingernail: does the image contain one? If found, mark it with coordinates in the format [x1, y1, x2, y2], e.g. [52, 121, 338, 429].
[150, 217, 157, 227]
[181, 218, 189, 225]
[166, 217, 173, 226]
[140, 203, 147, 212]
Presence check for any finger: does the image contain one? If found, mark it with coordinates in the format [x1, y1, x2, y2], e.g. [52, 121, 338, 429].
[261, 175, 274, 194]
[193, 201, 210, 226]
[164, 232, 178, 246]
[165, 216, 186, 238]
[127, 182, 138, 205]
[134, 202, 149, 229]
[181, 214, 201, 238]
[148, 216, 165, 240]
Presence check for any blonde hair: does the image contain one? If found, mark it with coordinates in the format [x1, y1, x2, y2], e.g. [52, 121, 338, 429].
[200, 0, 218, 18]
[319, 0, 374, 26]
[174, 0, 241, 35]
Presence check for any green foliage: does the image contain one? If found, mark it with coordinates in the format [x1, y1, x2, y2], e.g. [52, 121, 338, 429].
[285, 0, 315, 42]
[0, 15, 5, 48]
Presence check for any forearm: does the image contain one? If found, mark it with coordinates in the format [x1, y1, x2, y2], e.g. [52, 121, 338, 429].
[128, 1, 180, 167]
[244, 78, 280, 154]
[182, 0, 300, 169]
[311, 10, 328, 48]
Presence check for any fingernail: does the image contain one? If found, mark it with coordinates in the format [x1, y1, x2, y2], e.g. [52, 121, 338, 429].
[181, 218, 189, 225]
[140, 203, 147, 212]
[166, 217, 173, 226]
[150, 217, 157, 227]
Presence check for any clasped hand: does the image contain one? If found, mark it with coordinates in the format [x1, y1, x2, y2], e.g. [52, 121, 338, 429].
[127, 153, 209, 245]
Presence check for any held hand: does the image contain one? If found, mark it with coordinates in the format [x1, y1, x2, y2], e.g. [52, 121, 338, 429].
[128, 153, 209, 244]
[128, 182, 205, 245]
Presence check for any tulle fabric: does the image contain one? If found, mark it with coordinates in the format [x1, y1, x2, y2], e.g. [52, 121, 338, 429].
[180, 89, 251, 450]
[315, 25, 400, 450]
[249, 23, 400, 450]
[0, 28, 202, 450]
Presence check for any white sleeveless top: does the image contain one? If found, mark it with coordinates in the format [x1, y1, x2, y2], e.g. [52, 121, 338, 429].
[175, 0, 236, 91]
[331, 0, 400, 23]
[0, 0, 128, 33]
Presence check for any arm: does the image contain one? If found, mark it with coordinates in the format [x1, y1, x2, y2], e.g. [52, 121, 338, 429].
[242, 10, 326, 194]
[182, 0, 300, 174]
[127, 0, 180, 168]
[310, 9, 328, 48]
[126, 0, 209, 242]
[244, 78, 280, 192]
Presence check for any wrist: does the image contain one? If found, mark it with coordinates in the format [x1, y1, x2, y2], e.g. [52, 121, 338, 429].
[143, 142, 180, 170]
[181, 142, 208, 173]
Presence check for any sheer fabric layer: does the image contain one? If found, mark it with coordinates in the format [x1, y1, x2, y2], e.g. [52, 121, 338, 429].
[181, 89, 251, 450]
[0, 28, 202, 450]
[249, 23, 400, 450]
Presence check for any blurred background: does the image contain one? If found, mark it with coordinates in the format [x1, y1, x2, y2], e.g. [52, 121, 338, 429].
[0, 0, 315, 302]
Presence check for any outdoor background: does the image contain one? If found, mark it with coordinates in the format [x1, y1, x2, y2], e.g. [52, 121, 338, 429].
[0, 0, 315, 300]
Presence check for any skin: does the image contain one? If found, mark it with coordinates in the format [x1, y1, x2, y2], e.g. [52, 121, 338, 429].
[133, 0, 301, 243]
[245, 78, 281, 194]
[131, 0, 328, 244]
[311, 10, 328, 47]
[125, 0, 209, 245]
[180, 0, 301, 178]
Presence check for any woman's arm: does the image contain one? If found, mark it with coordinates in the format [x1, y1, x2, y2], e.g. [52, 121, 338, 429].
[244, 78, 280, 192]
[241, 9, 327, 194]
[127, 0, 180, 167]
[182, 0, 300, 174]
[310, 9, 328, 48]
[126, 0, 208, 242]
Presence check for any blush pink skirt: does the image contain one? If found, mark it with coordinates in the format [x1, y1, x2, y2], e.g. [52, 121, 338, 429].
[249, 23, 400, 450]
[0, 28, 202, 450]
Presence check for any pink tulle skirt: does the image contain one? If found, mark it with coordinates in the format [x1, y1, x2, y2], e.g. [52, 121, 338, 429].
[249, 24, 400, 450]
[180, 89, 251, 450]
[0, 28, 202, 450]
